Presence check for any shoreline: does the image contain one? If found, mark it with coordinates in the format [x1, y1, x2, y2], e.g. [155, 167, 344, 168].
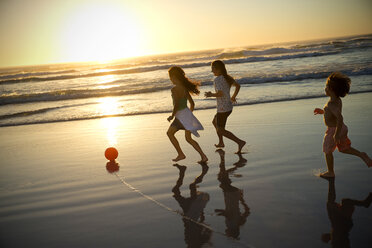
[1, 91, 371, 128]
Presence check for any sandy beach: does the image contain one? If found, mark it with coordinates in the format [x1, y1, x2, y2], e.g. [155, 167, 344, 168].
[0, 93, 371, 248]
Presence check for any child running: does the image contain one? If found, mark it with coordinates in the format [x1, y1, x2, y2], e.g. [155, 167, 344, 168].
[205, 60, 246, 154]
[167, 66, 208, 163]
[314, 72, 372, 177]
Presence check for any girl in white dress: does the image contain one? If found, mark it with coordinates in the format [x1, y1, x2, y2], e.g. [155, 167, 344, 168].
[167, 66, 208, 163]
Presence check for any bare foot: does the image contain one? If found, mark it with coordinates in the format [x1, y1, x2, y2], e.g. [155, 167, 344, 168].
[215, 143, 225, 148]
[360, 152, 372, 168]
[198, 155, 208, 164]
[173, 163, 187, 172]
[172, 154, 186, 162]
[234, 154, 247, 167]
[320, 171, 335, 178]
[215, 148, 225, 156]
[236, 140, 246, 154]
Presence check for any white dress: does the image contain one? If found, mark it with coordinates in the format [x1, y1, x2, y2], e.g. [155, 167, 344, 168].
[175, 108, 204, 137]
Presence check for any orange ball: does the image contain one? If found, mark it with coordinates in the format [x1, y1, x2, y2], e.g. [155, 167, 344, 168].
[105, 147, 118, 161]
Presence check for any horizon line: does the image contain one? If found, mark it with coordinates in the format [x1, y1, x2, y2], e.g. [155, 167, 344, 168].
[1, 32, 371, 70]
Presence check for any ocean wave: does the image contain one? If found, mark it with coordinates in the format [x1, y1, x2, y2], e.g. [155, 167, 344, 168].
[0, 69, 77, 81]
[222, 51, 339, 64]
[0, 110, 171, 127]
[218, 47, 326, 59]
[236, 67, 372, 85]
[1, 34, 371, 85]
[194, 35, 372, 62]
[0, 51, 340, 85]
[0, 85, 171, 105]
[293, 35, 372, 49]
[2, 67, 372, 105]
[1, 90, 371, 127]
[0, 103, 96, 120]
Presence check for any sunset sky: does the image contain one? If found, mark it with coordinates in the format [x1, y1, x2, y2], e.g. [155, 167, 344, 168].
[1, 0, 371, 67]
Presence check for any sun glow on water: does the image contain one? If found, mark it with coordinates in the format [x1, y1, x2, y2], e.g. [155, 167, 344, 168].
[99, 97, 121, 146]
[96, 74, 117, 87]
[98, 97, 121, 116]
[101, 117, 120, 146]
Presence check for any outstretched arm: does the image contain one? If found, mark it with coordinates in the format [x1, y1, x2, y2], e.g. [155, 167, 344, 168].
[205, 90, 223, 98]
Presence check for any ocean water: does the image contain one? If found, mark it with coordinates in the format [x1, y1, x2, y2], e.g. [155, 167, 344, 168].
[1, 34, 372, 127]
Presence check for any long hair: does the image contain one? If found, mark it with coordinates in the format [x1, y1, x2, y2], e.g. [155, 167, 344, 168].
[211, 60, 235, 87]
[168, 66, 200, 95]
[327, 72, 351, 98]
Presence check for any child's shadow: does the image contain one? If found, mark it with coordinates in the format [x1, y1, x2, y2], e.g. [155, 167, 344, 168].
[172, 163, 211, 247]
[321, 177, 372, 247]
[215, 149, 250, 239]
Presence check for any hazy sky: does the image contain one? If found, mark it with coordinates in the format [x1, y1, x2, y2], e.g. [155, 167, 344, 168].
[1, 0, 371, 67]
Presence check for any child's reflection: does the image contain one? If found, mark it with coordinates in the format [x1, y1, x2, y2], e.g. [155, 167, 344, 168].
[215, 149, 250, 239]
[322, 177, 372, 247]
[172, 163, 211, 247]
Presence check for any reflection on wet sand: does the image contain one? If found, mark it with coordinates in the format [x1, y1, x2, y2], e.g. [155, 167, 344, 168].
[215, 149, 250, 239]
[106, 160, 119, 173]
[172, 163, 211, 248]
[322, 177, 372, 247]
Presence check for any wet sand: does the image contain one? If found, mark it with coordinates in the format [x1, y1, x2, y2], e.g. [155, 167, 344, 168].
[0, 93, 371, 248]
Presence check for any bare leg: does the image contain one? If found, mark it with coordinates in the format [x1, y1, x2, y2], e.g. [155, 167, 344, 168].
[213, 116, 224, 148]
[167, 126, 186, 162]
[234, 153, 247, 167]
[217, 127, 246, 154]
[193, 163, 209, 184]
[340, 147, 372, 167]
[185, 131, 208, 163]
[321, 153, 335, 178]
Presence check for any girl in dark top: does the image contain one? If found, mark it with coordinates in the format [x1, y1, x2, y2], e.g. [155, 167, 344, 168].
[167, 66, 208, 163]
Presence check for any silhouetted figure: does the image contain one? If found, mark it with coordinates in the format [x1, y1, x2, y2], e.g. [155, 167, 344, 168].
[215, 149, 250, 239]
[314, 72, 372, 178]
[166, 66, 208, 163]
[204, 60, 246, 154]
[172, 163, 211, 248]
[322, 177, 372, 247]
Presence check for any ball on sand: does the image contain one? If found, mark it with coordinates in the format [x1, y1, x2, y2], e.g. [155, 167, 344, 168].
[105, 147, 118, 161]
